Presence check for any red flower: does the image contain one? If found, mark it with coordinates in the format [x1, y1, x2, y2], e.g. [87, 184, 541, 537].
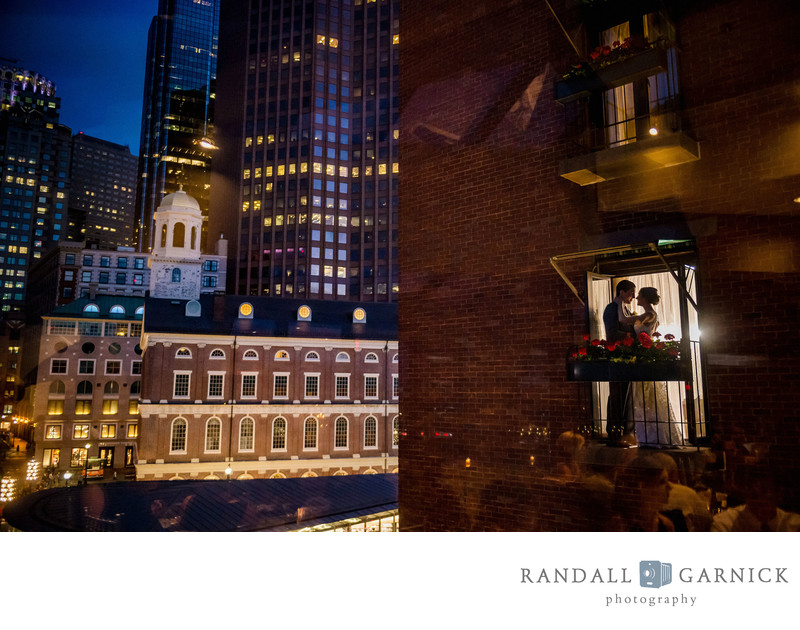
[591, 338, 602, 346]
[606, 342, 617, 352]
[655, 342, 666, 350]
[664, 333, 675, 341]
[652, 331, 661, 338]
[638, 332, 653, 348]
[583, 333, 590, 341]
[622, 335, 634, 347]
[579, 348, 587, 356]
[667, 348, 680, 357]
[602, 45, 611, 55]
[612, 40, 620, 48]
[590, 50, 600, 60]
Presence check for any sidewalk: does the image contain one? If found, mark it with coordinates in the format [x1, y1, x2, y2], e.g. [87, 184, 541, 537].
[7, 438, 29, 459]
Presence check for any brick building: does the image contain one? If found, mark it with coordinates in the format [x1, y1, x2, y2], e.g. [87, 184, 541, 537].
[136, 295, 399, 480]
[31, 295, 144, 478]
[136, 188, 398, 480]
[397, 0, 800, 530]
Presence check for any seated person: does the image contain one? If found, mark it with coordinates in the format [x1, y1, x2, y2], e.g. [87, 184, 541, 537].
[608, 453, 688, 532]
[712, 464, 800, 532]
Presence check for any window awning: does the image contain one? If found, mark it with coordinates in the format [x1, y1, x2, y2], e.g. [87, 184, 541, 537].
[550, 240, 697, 310]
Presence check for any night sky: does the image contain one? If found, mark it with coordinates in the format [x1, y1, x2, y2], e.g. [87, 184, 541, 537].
[1, 0, 158, 155]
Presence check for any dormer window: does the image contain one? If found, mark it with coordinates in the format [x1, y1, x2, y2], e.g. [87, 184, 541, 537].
[297, 305, 312, 321]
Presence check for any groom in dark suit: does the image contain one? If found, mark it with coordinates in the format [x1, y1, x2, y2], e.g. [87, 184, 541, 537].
[603, 280, 637, 446]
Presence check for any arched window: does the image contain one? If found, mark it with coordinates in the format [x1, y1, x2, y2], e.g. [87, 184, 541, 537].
[76, 380, 93, 415]
[243, 349, 258, 360]
[191, 226, 197, 249]
[160, 224, 167, 247]
[392, 416, 400, 447]
[129, 381, 141, 415]
[239, 417, 254, 452]
[302, 471, 318, 478]
[110, 305, 125, 316]
[170, 418, 187, 453]
[135, 306, 144, 318]
[363, 469, 378, 475]
[83, 303, 99, 314]
[205, 418, 221, 452]
[77, 380, 93, 396]
[270, 472, 286, 479]
[102, 381, 119, 415]
[210, 348, 225, 359]
[334, 416, 348, 449]
[176, 347, 191, 358]
[333, 470, 348, 476]
[172, 268, 181, 283]
[364, 416, 377, 448]
[272, 417, 287, 450]
[104, 381, 119, 396]
[303, 417, 318, 450]
[48, 380, 65, 415]
[275, 350, 290, 361]
[336, 352, 350, 362]
[305, 351, 320, 361]
[173, 222, 185, 247]
[364, 352, 379, 363]
[392, 354, 399, 363]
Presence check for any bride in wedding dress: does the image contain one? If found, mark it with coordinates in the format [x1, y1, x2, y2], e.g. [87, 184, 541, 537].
[619, 287, 684, 447]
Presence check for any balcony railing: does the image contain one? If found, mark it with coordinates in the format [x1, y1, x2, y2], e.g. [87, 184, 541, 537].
[559, 110, 701, 185]
[567, 340, 708, 448]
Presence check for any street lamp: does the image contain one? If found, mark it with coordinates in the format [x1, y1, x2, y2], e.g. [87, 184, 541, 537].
[225, 465, 232, 481]
[63, 471, 72, 487]
[83, 443, 91, 485]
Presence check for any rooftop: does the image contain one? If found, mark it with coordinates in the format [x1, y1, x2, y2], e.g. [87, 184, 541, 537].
[143, 295, 398, 340]
[2, 473, 398, 532]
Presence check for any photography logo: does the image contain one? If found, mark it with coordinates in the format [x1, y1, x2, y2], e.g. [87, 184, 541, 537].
[640, 561, 672, 589]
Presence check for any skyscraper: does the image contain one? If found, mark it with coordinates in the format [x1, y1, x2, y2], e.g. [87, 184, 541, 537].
[134, 0, 219, 254]
[68, 133, 138, 248]
[0, 63, 71, 312]
[210, 0, 399, 301]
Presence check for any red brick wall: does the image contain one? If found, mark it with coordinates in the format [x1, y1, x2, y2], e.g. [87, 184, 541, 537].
[398, 0, 800, 530]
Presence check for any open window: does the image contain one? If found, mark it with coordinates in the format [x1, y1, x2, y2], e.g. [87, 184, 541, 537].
[553, 240, 708, 447]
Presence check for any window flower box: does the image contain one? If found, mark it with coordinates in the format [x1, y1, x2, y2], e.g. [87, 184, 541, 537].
[555, 41, 670, 104]
[567, 359, 690, 382]
[567, 331, 690, 381]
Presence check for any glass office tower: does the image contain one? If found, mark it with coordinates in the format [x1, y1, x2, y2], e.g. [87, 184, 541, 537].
[134, 0, 220, 253]
[0, 64, 71, 312]
[211, 0, 399, 301]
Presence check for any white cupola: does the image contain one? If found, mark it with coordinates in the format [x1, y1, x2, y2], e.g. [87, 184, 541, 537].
[148, 188, 203, 300]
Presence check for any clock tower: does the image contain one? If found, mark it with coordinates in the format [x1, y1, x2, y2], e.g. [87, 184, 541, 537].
[148, 189, 203, 300]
